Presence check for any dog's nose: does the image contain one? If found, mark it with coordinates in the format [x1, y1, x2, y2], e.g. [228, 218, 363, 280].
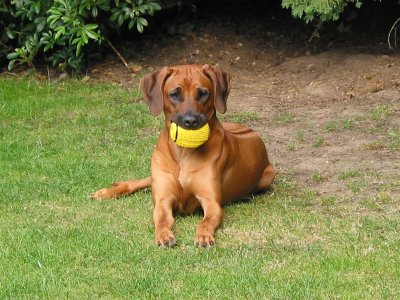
[183, 114, 199, 128]
[181, 113, 205, 129]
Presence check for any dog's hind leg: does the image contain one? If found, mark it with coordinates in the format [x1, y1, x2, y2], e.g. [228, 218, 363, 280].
[254, 164, 276, 193]
[92, 176, 151, 200]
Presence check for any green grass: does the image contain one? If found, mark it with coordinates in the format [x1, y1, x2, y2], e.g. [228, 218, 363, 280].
[1, 77, 400, 298]
[311, 173, 325, 183]
[323, 118, 355, 132]
[295, 129, 305, 141]
[388, 128, 400, 150]
[313, 136, 326, 148]
[274, 111, 294, 125]
[219, 110, 260, 124]
[338, 171, 365, 194]
[370, 105, 392, 122]
[361, 129, 399, 151]
[339, 170, 362, 180]
[287, 140, 299, 151]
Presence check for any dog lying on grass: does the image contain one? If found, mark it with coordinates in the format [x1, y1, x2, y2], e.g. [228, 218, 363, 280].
[93, 64, 275, 248]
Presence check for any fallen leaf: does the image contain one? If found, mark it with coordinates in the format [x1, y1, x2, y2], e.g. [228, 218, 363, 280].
[129, 64, 143, 73]
[36, 73, 47, 81]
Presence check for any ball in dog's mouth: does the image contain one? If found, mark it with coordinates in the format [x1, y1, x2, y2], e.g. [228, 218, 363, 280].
[169, 122, 210, 148]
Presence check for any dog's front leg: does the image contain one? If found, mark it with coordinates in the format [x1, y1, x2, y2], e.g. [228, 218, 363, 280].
[151, 173, 180, 248]
[153, 196, 176, 248]
[194, 185, 223, 248]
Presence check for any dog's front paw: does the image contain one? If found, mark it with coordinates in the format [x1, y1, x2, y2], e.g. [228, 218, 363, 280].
[156, 230, 177, 248]
[91, 188, 115, 200]
[194, 233, 215, 248]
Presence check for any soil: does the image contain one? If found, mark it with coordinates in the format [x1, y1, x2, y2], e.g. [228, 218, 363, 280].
[23, 3, 400, 202]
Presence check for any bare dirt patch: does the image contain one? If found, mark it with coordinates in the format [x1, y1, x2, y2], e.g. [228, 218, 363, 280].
[86, 6, 400, 205]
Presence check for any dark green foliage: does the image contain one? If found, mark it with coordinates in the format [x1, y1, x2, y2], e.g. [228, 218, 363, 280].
[0, 0, 388, 71]
[1, 0, 161, 71]
[282, 0, 362, 22]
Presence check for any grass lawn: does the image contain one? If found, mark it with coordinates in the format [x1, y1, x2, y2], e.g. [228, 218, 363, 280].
[0, 77, 399, 299]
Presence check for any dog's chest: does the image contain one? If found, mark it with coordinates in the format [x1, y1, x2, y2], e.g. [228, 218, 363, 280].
[175, 160, 204, 214]
[177, 162, 198, 194]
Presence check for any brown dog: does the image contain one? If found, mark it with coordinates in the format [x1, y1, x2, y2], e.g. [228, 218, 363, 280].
[93, 65, 275, 248]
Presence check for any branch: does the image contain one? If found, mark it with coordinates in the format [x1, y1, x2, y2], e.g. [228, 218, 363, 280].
[0, 41, 13, 51]
[106, 38, 129, 69]
[388, 17, 400, 49]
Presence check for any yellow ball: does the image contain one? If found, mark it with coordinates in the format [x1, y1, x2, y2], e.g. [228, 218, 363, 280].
[169, 122, 210, 148]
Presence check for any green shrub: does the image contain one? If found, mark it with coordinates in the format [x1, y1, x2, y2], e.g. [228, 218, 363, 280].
[1, 0, 161, 71]
[282, 0, 362, 22]
[1, 0, 385, 71]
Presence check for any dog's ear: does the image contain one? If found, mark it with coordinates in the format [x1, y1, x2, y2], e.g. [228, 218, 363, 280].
[140, 67, 172, 116]
[202, 65, 231, 114]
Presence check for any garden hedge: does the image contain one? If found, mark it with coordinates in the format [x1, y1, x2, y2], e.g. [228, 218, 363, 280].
[0, 0, 378, 71]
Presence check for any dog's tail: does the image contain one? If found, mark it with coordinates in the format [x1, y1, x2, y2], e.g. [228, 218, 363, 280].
[112, 176, 152, 195]
[92, 176, 151, 200]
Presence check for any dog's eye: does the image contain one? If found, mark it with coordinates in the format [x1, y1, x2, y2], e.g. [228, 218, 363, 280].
[197, 88, 209, 102]
[168, 89, 181, 102]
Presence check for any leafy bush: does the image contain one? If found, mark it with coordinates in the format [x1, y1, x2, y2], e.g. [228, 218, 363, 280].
[281, 0, 362, 22]
[1, 0, 161, 71]
[1, 0, 382, 71]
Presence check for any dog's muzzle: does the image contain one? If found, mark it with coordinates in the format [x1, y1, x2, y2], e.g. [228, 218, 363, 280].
[172, 112, 207, 130]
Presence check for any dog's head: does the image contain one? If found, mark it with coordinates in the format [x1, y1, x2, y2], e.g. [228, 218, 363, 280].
[140, 65, 231, 129]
